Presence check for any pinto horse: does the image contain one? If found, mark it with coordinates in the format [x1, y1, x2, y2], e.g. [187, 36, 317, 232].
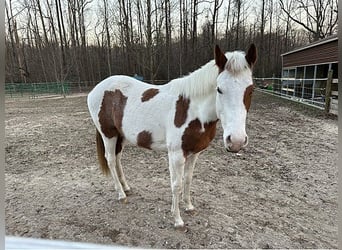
[87, 44, 257, 229]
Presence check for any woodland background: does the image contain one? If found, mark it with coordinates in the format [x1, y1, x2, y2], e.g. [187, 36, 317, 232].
[5, 0, 338, 84]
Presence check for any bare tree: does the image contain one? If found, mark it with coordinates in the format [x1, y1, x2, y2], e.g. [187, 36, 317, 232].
[260, 0, 266, 76]
[55, 0, 66, 81]
[224, 0, 232, 48]
[234, 0, 242, 48]
[146, 0, 154, 82]
[279, 0, 338, 41]
[5, 0, 18, 82]
[191, 0, 198, 59]
[5, 0, 338, 84]
[165, 0, 171, 80]
[210, 0, 224, 45]
[103, 0, 112, 75]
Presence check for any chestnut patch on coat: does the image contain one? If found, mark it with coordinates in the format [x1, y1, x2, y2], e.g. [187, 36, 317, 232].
[174, 95, 190, 128]
[98, 90, 128, 138]
[182, 119, 218, 157]
[243, 85, 254, 112]
[141, 88, 159, 102]
[137, 130, 153, 149]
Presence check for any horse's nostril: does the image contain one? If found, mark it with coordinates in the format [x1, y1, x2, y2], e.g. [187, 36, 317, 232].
[227, 135, 231, 143]
[243, 136, 249, 147]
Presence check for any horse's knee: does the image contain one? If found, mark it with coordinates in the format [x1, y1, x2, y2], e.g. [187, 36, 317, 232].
[170, 157, 185, 168]
[171, 181, 182, 194]
[171, 171, 183, 188]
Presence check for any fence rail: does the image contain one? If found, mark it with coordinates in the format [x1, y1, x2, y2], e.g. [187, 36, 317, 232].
[254, 74, 338, 115]
[4, 79, 165, 98]
[5, 81, 98, 98]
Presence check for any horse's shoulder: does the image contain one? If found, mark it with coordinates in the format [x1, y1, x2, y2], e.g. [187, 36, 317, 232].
[181, 118, 218, 156]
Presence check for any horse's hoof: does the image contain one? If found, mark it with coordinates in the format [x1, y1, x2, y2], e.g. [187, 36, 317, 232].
[185, 208, 197, 216]
[119, 197, 128, 204]
[174, 224, 188, 232]
[124, 189, 132, 196]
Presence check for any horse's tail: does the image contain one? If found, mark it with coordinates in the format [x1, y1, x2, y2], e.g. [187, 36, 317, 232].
[96, 130, 110, 176]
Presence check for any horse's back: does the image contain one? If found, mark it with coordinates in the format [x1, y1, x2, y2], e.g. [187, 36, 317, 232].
[87, 75, 174, 150]
[88, 75, 149, 98]
[88, 75, 153, 120]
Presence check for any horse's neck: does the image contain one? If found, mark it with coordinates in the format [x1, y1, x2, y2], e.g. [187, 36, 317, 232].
[165, 59, 218, 98]
[161, 59, 219, 123]
[191, 92, 218, 123]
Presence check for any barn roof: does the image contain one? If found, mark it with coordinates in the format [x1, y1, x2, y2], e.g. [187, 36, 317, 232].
[281, 34, 338, 57]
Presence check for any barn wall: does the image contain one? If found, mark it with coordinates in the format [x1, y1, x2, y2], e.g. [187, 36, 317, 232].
[282, 40, 338, 68]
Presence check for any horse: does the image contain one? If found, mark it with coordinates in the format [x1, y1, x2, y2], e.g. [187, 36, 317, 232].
[87, 44, 257, 230]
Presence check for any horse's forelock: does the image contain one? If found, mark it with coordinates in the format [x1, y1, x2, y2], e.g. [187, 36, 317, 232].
[225, 51, 249, 75]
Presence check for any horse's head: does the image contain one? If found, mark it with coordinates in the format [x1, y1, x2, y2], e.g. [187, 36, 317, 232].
[214, 44, 257, 153]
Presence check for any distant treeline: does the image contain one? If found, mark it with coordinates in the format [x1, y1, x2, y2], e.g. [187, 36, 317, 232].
[5, 0, 338, 84]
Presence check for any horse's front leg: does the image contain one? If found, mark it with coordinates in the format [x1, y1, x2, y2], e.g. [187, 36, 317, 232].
[183, 153, 199, 214]
[168, 150, 186, 229]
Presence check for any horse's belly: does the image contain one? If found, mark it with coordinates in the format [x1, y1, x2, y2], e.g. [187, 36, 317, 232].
[122, 123, 168, 151]
[121, 103, 170, 151]
[107, 81, 175, 151]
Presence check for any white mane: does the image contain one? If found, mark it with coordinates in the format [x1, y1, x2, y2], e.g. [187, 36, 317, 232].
[166, 59, 218, 98]
[165, 51, 249, 98]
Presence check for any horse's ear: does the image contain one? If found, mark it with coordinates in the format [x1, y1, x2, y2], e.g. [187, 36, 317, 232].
[245, 43, 257, 67]
[215, 45, 227, 71]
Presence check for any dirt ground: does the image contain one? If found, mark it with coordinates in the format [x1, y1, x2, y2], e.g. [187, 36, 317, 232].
[5, 91, 338, 249]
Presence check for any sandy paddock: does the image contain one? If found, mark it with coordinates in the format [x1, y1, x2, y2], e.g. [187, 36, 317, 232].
[5, 91, 337, 248]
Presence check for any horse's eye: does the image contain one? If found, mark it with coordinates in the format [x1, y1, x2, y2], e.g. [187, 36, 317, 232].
[217, 87, 223, 94]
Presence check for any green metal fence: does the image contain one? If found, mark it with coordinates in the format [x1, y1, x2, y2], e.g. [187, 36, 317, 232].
[5, 82, 71, 98]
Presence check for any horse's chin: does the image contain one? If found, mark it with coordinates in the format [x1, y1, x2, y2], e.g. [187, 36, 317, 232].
[225, 146, 242, 153]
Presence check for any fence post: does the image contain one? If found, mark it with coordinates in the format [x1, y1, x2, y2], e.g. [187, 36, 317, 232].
[61, 82, 66, 98]
[324, 70, 333, 114]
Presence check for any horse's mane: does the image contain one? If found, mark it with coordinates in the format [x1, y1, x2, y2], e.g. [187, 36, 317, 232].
[166, 59, 218, 98]
[165, 50, 248, 98]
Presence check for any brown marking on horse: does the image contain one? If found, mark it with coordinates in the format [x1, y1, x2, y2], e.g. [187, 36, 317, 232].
[174, 95, 190, 128]
[243, 85, 254, 112]
[141, 88, 159, 102]
[181, 119, 218, 157]
[137, 130, 153, 150]
[98, 90, 128, 138]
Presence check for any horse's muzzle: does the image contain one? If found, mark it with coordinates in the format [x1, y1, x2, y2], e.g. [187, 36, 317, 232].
[225, 135, 248, 153]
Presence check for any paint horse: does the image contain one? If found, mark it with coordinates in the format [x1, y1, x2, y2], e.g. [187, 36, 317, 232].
[87, 44, 257, 229]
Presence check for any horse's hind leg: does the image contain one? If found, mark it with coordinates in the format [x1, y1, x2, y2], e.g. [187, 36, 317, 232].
[183, 153, 199, 214]
[115, 136, 131, 194]
[103, 136, 127, 202]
